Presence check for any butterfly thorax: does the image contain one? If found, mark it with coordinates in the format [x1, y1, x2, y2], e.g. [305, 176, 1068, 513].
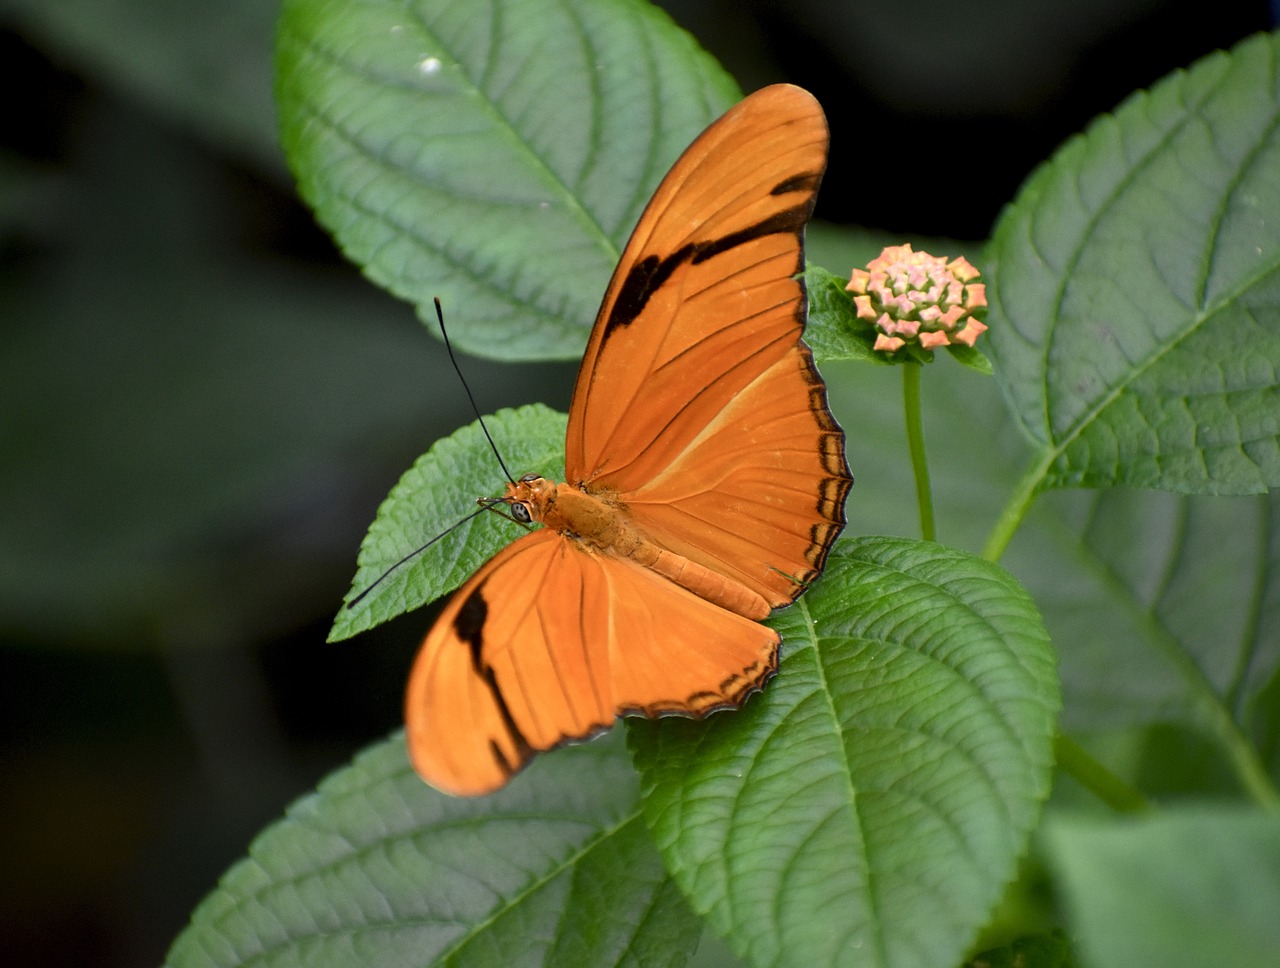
[504, 474, 770, 621]
[504, 474, 635, 551]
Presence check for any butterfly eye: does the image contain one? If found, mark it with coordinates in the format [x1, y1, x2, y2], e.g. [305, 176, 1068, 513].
[520, 473, 540, 484]
[511, 503, 532, 524]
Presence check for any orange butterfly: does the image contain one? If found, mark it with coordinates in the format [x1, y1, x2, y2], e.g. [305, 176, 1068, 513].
[406, 84, 851, 796]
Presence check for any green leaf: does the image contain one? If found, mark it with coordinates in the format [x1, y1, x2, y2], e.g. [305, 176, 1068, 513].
[999, 486, 1280, 808]
[945, 342, 993, 376]
[803, 264, 888, 365]
[1045, 806, 1280, 968]
[330, 405, 566, 642]
[165, 730, 702, 967]
[987, 31, 1280, 495]
[1006, 488, 1280, 740]
[275, 0, 738, 361]
[631, 537, 1060, 968]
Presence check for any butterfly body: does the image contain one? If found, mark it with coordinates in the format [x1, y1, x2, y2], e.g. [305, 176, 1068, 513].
[404, 84, 852, 796]
[501, 473, 773, 620]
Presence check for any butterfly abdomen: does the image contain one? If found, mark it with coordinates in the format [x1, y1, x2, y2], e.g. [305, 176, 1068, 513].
[642, 548, 772, 620]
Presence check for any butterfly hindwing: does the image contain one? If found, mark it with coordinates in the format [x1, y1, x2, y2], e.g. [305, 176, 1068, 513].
[406, 529, 779, 797]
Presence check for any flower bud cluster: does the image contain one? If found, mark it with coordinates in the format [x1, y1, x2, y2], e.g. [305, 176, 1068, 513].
[846, 244, 987, 353]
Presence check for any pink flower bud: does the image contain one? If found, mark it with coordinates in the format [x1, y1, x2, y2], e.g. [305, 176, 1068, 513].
[845, 244, 988, 356]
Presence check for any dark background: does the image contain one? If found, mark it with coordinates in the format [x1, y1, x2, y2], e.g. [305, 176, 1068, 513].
[1, 1, 1271, 965]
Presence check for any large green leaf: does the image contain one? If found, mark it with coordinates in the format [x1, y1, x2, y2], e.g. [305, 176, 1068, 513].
[330, 405, 567, 641]
[632, 538, 1060, 968]
[1046, 806, 1280, 968]
[165, 730, 702, 967]
[987, 31, 1280, 495]
[276, 0, 739, 360]
[1006, 488, 1280, 741]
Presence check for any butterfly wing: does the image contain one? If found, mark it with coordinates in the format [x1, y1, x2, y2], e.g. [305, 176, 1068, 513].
[563, 84, 850, 608]
[406, 528, 778, 797]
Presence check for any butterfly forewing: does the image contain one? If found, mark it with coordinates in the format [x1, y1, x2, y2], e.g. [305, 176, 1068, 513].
[564, 84, 850, 606]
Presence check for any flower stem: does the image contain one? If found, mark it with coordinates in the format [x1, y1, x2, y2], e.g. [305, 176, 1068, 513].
[902, 362, 936, 542]
[1054, 733, 1149, 813]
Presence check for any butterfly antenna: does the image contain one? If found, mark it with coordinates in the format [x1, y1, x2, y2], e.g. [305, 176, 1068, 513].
[434, 297, 518, 485]
[346, 503, 491, 609]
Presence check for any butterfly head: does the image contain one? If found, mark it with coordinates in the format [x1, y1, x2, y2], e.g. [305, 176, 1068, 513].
[503, 473, 557, 525]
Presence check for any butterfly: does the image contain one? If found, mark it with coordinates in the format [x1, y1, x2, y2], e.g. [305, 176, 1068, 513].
[404, 84, 852, 796]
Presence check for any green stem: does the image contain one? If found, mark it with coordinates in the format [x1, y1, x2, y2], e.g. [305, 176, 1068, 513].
[1232, 736, 1280, 811]
[1054, 733, 1149, 813]
[981, 455, 1052, 562]
[902, 362, 936, 542]
[1188, 671, 1280, 812]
